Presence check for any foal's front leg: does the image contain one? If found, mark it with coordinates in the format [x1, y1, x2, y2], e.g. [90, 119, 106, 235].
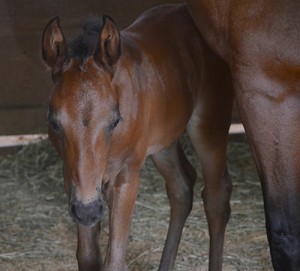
[77, 222, 102, 271]
[103, 169, 140, 271]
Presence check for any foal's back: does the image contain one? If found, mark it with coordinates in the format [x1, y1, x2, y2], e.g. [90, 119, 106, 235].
[118, 4, 207, 153]
[124, 4, 204, 83]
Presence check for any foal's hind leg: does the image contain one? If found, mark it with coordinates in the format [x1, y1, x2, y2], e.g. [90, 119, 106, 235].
[152, 142, 196, 271]
[187, 115, 232, 271]
[187, 56, 234, 271]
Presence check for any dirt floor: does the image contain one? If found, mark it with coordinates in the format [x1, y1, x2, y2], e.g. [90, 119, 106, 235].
[0, 135, 273, 271]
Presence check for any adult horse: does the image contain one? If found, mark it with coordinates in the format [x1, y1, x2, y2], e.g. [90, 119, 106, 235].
[187, 0, 300, 270]
[42, 4, 233, 271]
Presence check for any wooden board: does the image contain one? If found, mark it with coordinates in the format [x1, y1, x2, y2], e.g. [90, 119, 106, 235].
[0, 124, 245, 148]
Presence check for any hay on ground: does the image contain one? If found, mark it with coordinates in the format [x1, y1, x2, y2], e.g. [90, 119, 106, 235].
[0, 135, 272, 270]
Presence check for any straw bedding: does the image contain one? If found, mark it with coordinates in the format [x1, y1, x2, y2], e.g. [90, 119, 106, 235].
[0, 135, 272, 270]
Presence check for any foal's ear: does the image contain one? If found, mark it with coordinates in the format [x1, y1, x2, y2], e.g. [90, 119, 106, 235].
[42, 17, 66, 69]
[94, 15, 121, 68]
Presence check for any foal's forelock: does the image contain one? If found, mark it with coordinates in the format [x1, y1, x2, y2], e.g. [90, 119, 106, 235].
[67, 16, 104, 67]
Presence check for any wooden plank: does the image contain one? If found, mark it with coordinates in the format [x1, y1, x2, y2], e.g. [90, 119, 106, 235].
[0, 123, 245, 148]
[0, 134, 48, 148]
[229, 123, 245, 134]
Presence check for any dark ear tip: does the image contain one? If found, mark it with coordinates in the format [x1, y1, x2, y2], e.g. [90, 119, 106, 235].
[46, 16, 61, 29]
[102, 15, 117, 26]
[103, 15, 112, 21]
[42, 16, 62, 44]
[53, 16, 61, 24]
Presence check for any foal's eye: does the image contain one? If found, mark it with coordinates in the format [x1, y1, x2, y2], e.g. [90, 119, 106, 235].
[47, 108, 62, 134]
[109, 118, 120, 132]
[48, 118, 61, 133]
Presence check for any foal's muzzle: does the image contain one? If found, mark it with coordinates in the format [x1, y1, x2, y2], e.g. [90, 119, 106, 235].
[68, 198, 105, 227]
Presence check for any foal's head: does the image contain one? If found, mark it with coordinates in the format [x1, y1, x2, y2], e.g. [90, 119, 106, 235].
[42, 16, 122, 226]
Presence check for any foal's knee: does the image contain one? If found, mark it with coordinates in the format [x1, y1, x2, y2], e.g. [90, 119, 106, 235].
[168, 178, 194, 218]
[77, 256, 101, 271]
[202, 176, 232, 224]
[76, 239, 101, 271]
[202, 189, 231, 222]
[181, 183, 194, 216]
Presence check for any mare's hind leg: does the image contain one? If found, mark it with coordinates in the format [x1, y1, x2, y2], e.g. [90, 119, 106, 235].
[187, 54, 234, 271]
[152, 142, 196, 271]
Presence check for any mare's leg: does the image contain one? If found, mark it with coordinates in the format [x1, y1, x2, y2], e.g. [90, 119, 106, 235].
[152, 142, 196, 271]
[233, 68, 300, 270]
[187, 55, 234, 271]
[77, 222, 102, 271]
[103, 169, 140, 271]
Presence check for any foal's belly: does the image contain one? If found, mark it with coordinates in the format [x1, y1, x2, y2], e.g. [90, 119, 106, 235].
[146, 97, 194, 155]
[146, 144, 166, 155]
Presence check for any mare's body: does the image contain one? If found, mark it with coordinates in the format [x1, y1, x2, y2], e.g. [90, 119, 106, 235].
[187, 0, 300, 270]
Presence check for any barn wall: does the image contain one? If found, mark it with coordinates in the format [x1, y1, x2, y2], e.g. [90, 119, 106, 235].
[0, 0, 240, 135]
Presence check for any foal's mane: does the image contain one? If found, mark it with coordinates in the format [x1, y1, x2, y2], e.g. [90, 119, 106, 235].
[68, 16, 103, 63]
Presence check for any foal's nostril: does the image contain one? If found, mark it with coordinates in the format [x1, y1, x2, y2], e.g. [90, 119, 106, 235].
[68, 198, 105, 226]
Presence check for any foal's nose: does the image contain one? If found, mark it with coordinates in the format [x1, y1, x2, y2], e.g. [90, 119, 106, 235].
[68, 198, 105, 227]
